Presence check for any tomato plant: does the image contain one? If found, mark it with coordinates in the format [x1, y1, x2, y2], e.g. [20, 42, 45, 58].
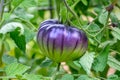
[0, 0, 120, 80]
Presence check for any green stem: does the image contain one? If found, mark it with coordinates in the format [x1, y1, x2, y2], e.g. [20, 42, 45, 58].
[49, 0, 53, 19]
[9, 0, 23, 14]
[51, 63, 61, 80]
[57, 62, 61, 71]
[0, 19, 4, 28]
[0, 0, 23, 28]
[105, 12, 111, 40]
[94, 12, 111, 37]
[15, 17, 37, 31]
[106, 15, 110, 40]
[0, 0, 5, 22]
[0, 43, 4, 66]
[0, 35, 5, 67]
[63, 0, 83, 29]
[55, 0, 60, 21]
[116, 4, 120, 9]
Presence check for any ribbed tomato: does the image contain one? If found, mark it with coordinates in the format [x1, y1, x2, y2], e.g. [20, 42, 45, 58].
[37, 19, 88, 62]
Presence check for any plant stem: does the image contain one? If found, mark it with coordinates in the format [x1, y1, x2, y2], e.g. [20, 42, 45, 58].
[51, 63, 61, 80]
[94, 12, 111, 37]
[0, 0, 5, 67]
[0, 43, 4, 67]
[0, 35, 5, 67]
[49, 0, 53, 19]
[105, 12, 111, 40]
[15, 17, 37, 31]
[55, 0, 60, 21]
[0, 0, 4, 22]
[57, 62, 61, 71]
[63, 0, 83, 29]
[116, 4, 120, 9]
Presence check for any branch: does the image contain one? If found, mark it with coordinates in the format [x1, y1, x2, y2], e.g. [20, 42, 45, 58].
[63, 0, 83, 29]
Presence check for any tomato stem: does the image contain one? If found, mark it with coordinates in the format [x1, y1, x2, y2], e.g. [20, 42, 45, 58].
[49, 0, 53, 19]
[57, 62, 61, 71]
[63, 0, 83, 29]
[55, 0, 61, 21]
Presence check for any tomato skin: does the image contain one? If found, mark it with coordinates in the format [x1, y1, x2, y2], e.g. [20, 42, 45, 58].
[37, 19, 88, 62]
[40, 19, 60, 28]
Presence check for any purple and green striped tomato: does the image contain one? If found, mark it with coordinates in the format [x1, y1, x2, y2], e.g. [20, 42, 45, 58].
[37, 19, 88, 62]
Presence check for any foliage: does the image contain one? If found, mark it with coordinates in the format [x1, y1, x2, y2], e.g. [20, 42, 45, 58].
[0, 0, 120, 80]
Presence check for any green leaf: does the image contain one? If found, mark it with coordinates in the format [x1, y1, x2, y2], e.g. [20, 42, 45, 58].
[67, 0, 74, 6]
[22, 73, 43, 80]
[86, 23, 100, 35]
[73, 0, 89, 15]
[0, 22, 24, 34]
[76, 75, 96, 80]
[86, 23, 102, 43]
[2, 54, 17, 64]
[12, 0, 23, 7]
[71, 0, 80, 8]
[5, 62, 30, 76]
[92, 45, 110, 72]
[14, 8, 34, 21]
[14, 47, 23, 59]
[61, 74, 74, 80]
[19, 0, 36, 8]
[112, 40, 120, 52]
[111, 27, 120, 40]
[12, 0, 36, 8]
[10, 28, 26, 52]
[107, 75, 120, 80]
[87, 23, 100, 31]
[79, 52, 95, 74]
[81, 0, 88, 6]
[110, 13, 119, 23]
[38, 0, 49, 7]
[24, 27, 36, 43]
[99, 39, 117, 48]
[99, 11, 108, 25]
[40, 58, 53, 67]
[107, 56, 120, 71]
[67, 61, 81, 71]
